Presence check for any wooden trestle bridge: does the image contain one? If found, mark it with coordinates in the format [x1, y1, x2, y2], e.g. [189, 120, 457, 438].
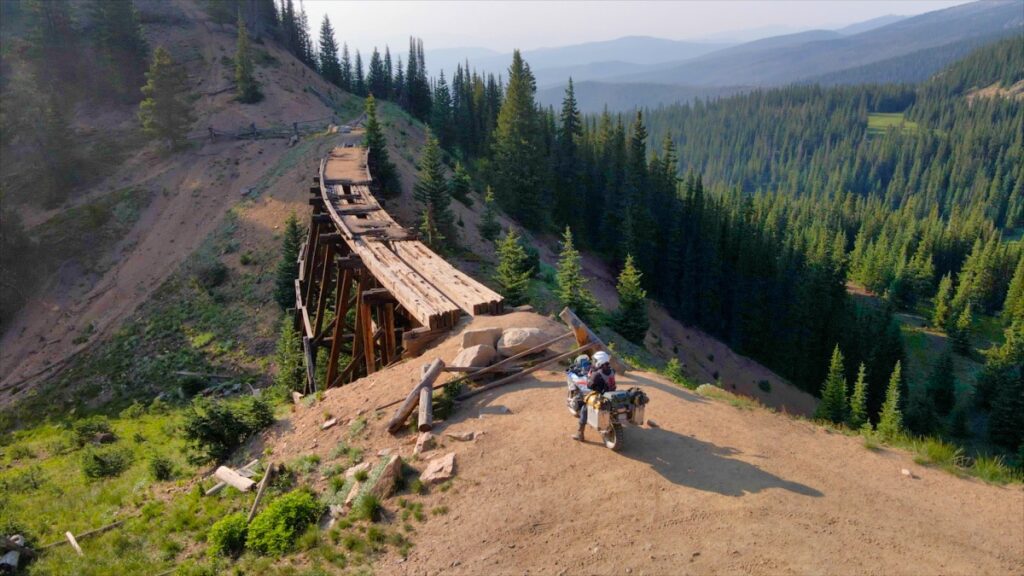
[295, 146, 504, 391]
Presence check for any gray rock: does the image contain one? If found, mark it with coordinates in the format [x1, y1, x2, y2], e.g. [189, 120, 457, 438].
[414, 432, 436, 456]
[461, 327, 503, 349]
[420, 452, 456, 484]
[497, 327, 547, 356]
[321, 418, 338, 430]
[445, 431, 476, 442]
[453, 344, 496, 368]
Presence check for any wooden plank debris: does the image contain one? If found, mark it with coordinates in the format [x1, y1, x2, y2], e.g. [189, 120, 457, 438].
[64, 532, 83, 556]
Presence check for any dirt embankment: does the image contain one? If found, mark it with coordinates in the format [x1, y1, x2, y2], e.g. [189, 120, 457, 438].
[0, 0, 358, 401]
[269, 312, 1024, 576]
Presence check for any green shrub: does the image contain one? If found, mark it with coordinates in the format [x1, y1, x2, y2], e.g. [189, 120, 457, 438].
[195, 258, 228, 289]
[349, 493, 380, 522]
[970, 455, 1020, 484]
[7, 443, 34, 461]
[73, 416, 113, 446]
[81, 445, 132, 479]
[247, 490, 324, 556]
[1, 465, 46, 493]
[149, 454, 175, 481]
[120, 401, 146, 419]
[182, 396, 274, 463]
[207, 512, 248, 558]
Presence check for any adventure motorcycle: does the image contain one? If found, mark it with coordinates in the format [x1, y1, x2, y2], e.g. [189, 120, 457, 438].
[566, 369, 649, 451]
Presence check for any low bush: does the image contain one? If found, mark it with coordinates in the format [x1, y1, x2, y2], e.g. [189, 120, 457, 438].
[181, 396, 274, 463]
[149, 454, 175, 481]
[207, 513, 248, 558]
[350, 493, 381, 522]
[247, 490, 324, 556]
[73, 416, 113, 446]
[195, 258, 228, 290]
[80, 445, 132, 479]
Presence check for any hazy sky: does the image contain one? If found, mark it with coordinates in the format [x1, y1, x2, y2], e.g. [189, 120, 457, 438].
[301, 0, 973, 54]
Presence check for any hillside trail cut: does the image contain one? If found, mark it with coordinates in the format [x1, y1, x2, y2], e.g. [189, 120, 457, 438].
[271, 312, 1023, 576]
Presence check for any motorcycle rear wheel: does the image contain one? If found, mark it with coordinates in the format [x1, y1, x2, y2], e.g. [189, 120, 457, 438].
[603, 423, 623, 451]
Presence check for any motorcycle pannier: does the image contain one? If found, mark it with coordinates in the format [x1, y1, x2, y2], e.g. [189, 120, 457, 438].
[587, 404, 610, 430]
[630, 404, 644, 425]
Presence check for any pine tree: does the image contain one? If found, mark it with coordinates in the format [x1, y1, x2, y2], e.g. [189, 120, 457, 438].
[339, 43, 352, 91]
[613, 254, 649, 343]
[905, 384, 938, 436]
[430, 71, 453, 148]
[951, 303, 973, 355]
[235, 14, 262, 103]
[367, 48, 387, 97]
[932, 272, 953, 329]
[139, 47, 194, 149]
[1003, 254, 1024, 324]
[91, 0, 149, 100]
[553, 78, 583, 228]
[815, 345, 848, 424]
[983, 319, 1023, 451]
[412, 132, 455, 251]
[492, 50, 545, 226]
[927, 350, 956, 415]
[848, 362, 870, 430]
[556, 227, 599, 322]
[479, 187, 501, 242]
[494, 228, 531, 306]
[418, 208, 444, 252]
[362, 95, 400, 196]
[449, 162, 472, 206]
[274, 314, 303, 392]
[947, 396, 970, 438]
[877, 361, 905, 441]
[354, 50, 366, 96]
[274, 213, 303, 308]
[318, 15, 341, 86]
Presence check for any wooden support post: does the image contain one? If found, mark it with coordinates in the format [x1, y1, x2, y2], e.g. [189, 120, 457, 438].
[247, 464, 275, 523]
[360, 300, 376, 374]
[348, 277, 367, 380]
[386, 358, 444, 434]
[383, 303, 397, 363]
[559, 307, 630, 373]
[418, 385, 433, 432]
[301, 335, 316, 394]
[301, 219, 320, 293]
[325, 269, 352, 388]
[312, 244, 335, 340]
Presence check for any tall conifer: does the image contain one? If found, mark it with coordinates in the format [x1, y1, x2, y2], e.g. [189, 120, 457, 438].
[815, 345, 848, 424]
[613, 255, 649, 343]
[877, 362, 905, 440]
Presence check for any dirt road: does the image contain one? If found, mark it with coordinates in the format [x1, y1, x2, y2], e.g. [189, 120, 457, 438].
[276, 313, 1024, 576]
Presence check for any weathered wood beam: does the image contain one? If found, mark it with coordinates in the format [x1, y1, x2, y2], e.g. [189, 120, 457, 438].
[558, 307, 629, 373]
[325, 269, 353, 388]
[386, 359, 444, 434]
[418, 385, 433, 432]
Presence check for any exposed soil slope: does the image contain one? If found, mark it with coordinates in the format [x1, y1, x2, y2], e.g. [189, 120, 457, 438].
[0, 0, 357, 401]
[269, 312, 1024, 576]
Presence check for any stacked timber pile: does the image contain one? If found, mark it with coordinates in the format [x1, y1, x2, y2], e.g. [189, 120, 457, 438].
[315, 147, 503, 330]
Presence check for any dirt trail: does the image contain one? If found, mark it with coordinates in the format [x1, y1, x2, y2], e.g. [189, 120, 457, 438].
[272, 313, 1023, 576]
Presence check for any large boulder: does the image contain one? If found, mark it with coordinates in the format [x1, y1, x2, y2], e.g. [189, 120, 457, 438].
[368, 455, 403, 499]
[497, 327, 548, 357]
[453, 344, 496, 368]
[461, 327, 503, 349]
[420, 452, 456, 484]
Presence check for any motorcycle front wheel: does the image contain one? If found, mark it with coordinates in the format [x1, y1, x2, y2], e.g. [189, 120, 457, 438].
[603, 423, 624, 451]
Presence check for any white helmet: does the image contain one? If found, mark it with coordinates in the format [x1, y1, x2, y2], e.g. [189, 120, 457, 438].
[593, 351, 611, 367]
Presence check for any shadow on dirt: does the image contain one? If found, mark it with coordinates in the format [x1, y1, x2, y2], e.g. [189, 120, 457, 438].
[621, 426, 824, 498]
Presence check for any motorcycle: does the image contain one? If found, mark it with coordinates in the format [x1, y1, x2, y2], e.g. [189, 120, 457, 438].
[566, 369, 649, 451]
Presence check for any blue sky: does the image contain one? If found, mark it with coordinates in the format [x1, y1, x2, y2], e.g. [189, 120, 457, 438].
[300, 0, 972, 54]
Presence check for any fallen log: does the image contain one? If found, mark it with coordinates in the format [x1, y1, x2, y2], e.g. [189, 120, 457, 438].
[418, 386, 433, 432]
[386, 359, 444, 434]
[214, 466, 256, 492]
[38, 515, 138, 552]
[457, 343, 595, 401]
[205, 459, 259, 496]
[247, 463, 275, 523]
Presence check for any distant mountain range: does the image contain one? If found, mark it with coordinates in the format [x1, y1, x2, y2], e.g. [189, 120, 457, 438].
[427, 1, 1024, 111]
